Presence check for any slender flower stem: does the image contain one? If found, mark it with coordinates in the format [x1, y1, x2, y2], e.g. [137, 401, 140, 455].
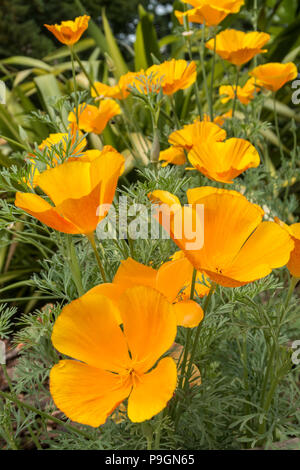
[183, 16, 202, 120]
[232, 66, 241, 117]
[86, 232, 108, 283]
[66, 235, 84, 297]
[169, 95, 181, 129]
[258, 275, 298, 439]
[1, 364, 42, 449]
[73, 51, 99, 97]
[177, 269, 197, 392]
[273, 92, 285, 161]
[184, 283, 215, 390]
[198, 22, 212, 120]
[0, 389, 94, 440]
[209, 28, 217, 121]
[70, 47, 79, 124]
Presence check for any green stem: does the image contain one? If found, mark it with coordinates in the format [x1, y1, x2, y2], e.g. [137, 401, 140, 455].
[209, 28, 217, 121]
[199, 23, 212, 120]
[232, 66, 241, 118]
[0, 389, 94, 441]
[1, 364, 42, 449]
[284, 276, 298, 309]
[177, 269, 197, 392]
[86, 232, 108, 283]
[70, 47, 79, 124]
[73, 51, 99, 97]
[184, 283, 215, 390]
[66, 235, 84, 296]
[169, 95, 181, 129]
[273, 92, 285, 161]
[183, 19, 202, 120]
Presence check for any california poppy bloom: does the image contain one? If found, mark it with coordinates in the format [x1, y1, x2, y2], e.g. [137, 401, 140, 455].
[250, 63, 298, 92]
[15, 152, 124, 235]
[219, 78, 260, 105]
[50, 286, 177, 426]
[175, 0, 244, 27]
[169, 120, 226, 151]
[206, 30, 270, 66]
[92, 72, 138, 100]
[68, 100, 121, 135]
[189, 138, 260, 183]
[149, 187, 294, 287]
[275, 218, 300, 278]
[44, 15, 90, 46]
[138, 60, 197, 96]
[159, 146, 187, 167]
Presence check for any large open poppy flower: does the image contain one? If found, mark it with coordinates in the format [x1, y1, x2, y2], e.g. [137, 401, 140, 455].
[250, 62, 298, 92]
[50, 286, 177, 426]
[219, 78, 260, 105]
[149, 187, 294, 287]
[168, 120, 227, 151]
[45, 15, 90, 46]
[68, 100, 121, 135]
[206, 30, 270, 66]
[175, 0, 244, 27]
[15, 152, 124, 235]
[188, 138, 260, 183]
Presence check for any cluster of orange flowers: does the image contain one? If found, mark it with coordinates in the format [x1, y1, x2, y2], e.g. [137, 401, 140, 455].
[13, 6, 300, 428]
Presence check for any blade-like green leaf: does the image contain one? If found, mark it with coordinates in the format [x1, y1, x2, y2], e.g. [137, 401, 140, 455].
[134, 5, 161, 71]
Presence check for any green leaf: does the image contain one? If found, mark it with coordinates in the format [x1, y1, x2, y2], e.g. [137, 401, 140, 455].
[134, 5, 161, 71]
[102, 9, 128, 78]
[33, 74, 63, 114]
[1, 56, 52, 72]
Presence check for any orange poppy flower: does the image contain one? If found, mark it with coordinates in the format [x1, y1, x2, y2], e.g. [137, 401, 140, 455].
[206, 30, 270, 66]
[138, 60, 197, 96]
[188, 138, 260, 183]
[168, 120, 227, 151]
[80, 256, 204, 328]
[175, 0, 244, 27]
[68, 100, 121, 135]
[92, 72, 138, 100]
[274, 218, 300, 278]
[203, 110, 233, 127]
[50, 286, 177, 426]
[250, 63, 298, 92]
[159, 146, 187, 167]
[44, 15, 90, 46]
[219, 78, 260, 105]
[15, 152, 124, 235]
[149, 187, 294, 287]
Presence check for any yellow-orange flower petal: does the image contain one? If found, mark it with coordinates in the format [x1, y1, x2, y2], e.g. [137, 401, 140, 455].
[159, 146, 187, 167]
[44, 15, 90, 46]
[68, 100, 121, 135]
[169, 120, 226, 151]
[188, 138, 260, 183]
[250, 62, 298, 92]
[275, 218, 300, 278]
[52, 294, 131, 373]
[173, 300, 204, 328]
[203, 110, 233, 127]
[206, 30, 270, 66]
[127, 357, 177, 423]
[50, 360, 132, 427]
[118, 286, 177, 374]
